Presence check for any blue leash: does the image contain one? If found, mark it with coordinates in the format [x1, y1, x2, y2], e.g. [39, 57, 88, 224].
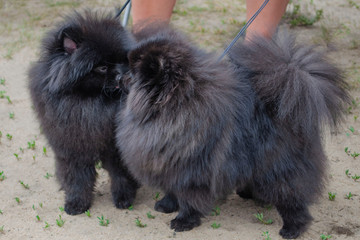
[218, 0, 269, 61]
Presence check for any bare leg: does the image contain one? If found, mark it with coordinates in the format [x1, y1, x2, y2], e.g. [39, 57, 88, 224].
[131, 0, 176, 32]
[246, 0, 289, 40]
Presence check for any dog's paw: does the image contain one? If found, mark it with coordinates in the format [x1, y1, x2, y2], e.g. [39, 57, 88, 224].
[154, 194, 179, 213]
[112, 190, 136, 209]
[279, 226, 301, 239]
[65, 200, 90, 215]
[170, 215, 201, 232]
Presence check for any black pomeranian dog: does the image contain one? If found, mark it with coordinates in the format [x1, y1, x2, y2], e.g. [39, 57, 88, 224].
[28, 12, 139, 215]
[116, 25, 349, 239]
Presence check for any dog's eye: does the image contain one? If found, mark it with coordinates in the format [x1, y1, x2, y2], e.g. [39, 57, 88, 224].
[94, 66, 108, 74]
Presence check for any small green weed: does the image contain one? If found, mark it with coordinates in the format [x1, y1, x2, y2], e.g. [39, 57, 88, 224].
[351, 174, 360, 181]
[39, 203, 43, 208]
[135, 217, 147, 228]
[6, 96, 12, 104]
[6, 134, 12, 140]
[44, 173, 53, 179]
[0, 171, 5, 181]
[320, 234, 332, 240]
[43, 147, 47, 156]
[19, 180, 29, 189]
[211, 206, 221, 216]
[0, 78, 5, 85]
[211, 222, 221, 229]
[44, 221, 50, 229]
[345, 192, 353, 199]
[98, 215, 109, 226]
[262, 231, 272, 240]
[128, 205, 134, 211]
[153, 192, 160, 201]
[0, 225, 4, 234]
[146, 211, 155, 219]
[59, 206, 64, 212]
[36, 215, 41, 221]
[13, 153, 21, 160]
[254, 213, 273, 225]
[0, 209, 3, 214]
[15, 197, 20, 204]
[9, 112, 14, 119]
[85, 210, 91, 217]
[27, 140, 36, 150]
[328, 192, 336, 201]
[0, 91, 5, 98]
[56, 215, 65, 227]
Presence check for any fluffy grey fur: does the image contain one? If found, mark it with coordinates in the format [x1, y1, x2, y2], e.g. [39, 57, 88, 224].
[28, 11, 138, 215]
[116, 25, 349, 238]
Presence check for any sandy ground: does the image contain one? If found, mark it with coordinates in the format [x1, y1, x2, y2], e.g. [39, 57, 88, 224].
[0, 0, 360, 239]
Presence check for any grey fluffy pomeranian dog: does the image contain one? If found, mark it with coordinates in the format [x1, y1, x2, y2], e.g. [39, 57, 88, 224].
[28, 12, 139, 215]
[116, 25, 349, 239]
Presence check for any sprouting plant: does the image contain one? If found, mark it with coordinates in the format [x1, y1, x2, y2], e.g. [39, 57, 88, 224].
[211, 206, 221, 216]
[354, 115, 358, 121]
[19, 147, 24, 153]
[56, 215, 65, 227]
[128, 205, 134, 211]
[19, 180, 29, 189]
[320, 234, 332, 240]
[0, 209, 3, 214]
[44, 222, 50, 229]
[59, 206, 64, 212]
[0, 78, 5, 85]
[6, 96, 12, 104]
[345, 192, 353, 199]
[0, 225, 4, 234]
[13, 153, 21, 160]
[262, 231, 272, 240]
[211, 222, 221, 229]
[85, 210, 91, 217]
[135, 218, 147, 228]
[328, 192, 336, 201]
[15, 197, 20, 204]
[153, 192, 160, 201]
[95, 161, 102, 170]
[0, 171, 5, 181]
[351, 174, 360, 181]
[6, 134, 12, 140]
[254, 213, 273, 225]
[146, 211, 155, 219]
[345, 169, 351, 177]
[9, 112, 14, 119]
[0, 91, 5, 98]
[349, 126, 355, 133]
[36, 215, 41, 221]
[44, 173, 53, 179]
[32, 205, 35, 210]
[27, 140, 36, 150]
[43, 147, 47, 156]
[39, 203, 43, 208]
[97, 215, 109, 227]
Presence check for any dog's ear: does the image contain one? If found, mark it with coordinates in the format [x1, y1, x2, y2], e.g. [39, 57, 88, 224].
[58, 26, 81, 55]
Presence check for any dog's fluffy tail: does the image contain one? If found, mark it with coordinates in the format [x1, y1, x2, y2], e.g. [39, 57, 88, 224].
[228, 31, 350, 136]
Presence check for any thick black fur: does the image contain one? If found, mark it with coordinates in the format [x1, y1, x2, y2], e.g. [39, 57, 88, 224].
[116, 25, 350, 238]
[28, 11, 139, 215]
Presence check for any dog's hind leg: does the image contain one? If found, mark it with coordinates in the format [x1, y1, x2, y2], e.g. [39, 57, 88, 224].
[275, 199, 312, 239]
[155, 192, 179, 213]
[169, 186, 213, 232]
